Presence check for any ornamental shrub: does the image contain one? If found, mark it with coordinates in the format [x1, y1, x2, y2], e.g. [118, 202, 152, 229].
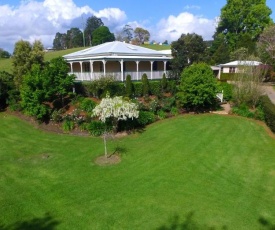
[79, 98, 97, 114]
[157, 110, 167, 119]
[259, 95, 275, 132]
[86, 120, 107, 136]
[133, 82, 143, 97]
[137, 111, 156, 126]
[142, 73, 150, 96]
[149, 81, 161, 96]
[161, 73, 168, 92]
[125, 74, 133, 98]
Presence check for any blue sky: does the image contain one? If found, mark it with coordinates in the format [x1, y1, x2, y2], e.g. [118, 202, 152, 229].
[0, 0, 274, 52]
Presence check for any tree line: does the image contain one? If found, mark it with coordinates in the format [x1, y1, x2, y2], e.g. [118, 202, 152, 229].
[53, 15, 151, 50]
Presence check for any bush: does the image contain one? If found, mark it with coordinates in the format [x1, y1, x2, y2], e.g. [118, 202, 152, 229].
[231, 105, 254, 118]
[125, 75, 133, 98]
[161, 73, 168, 92]
[50, 109, 65, 123]
[170, 107, 179, 116]
[79, 98, 97, 114]
[133, 82, 143, 97]
[149, 81, 161, 96]
[142, 74, 150, 96]
[157, 110, 167, 119]
[217, 82, 233, 102]
[62, 119, 74, 132]
[259, 96, 275, 132]
[137, 111, 156, 126]
[167, 80, 178, 95]
[160, 97, 176, 112]
[86, 120, 106, 136]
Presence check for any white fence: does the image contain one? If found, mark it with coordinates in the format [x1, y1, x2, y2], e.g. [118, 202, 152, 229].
[70, 71, 168, 81]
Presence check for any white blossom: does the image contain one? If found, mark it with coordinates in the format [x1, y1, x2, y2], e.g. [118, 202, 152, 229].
[92, 94, 139, 123]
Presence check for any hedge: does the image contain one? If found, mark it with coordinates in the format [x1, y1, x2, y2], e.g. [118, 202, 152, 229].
[259, 95, 275, 133]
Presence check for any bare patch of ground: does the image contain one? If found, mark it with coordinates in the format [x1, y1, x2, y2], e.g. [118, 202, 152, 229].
[94, 154, 121, 166]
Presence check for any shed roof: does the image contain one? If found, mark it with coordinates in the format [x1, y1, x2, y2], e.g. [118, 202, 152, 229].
[63, 41, 172, 61]
[219, 60, 262, 67]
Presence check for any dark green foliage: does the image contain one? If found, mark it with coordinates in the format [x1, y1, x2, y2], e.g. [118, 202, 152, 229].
[65, 27, 83, 48]
[231, 104, 265, 121]
[0, 48, 11, 58]
[259, 95, 275, 132]
[217, 82, 233, 101]
[81, 77, 121, 98]
[142, 74, 150, 96]
[79, 98, 97, 113]
[177, 63, 218, 111]
[167, 80, 178, 95]
[149, 81, 161, 96]
[84, 16, 104, 46]
[160, 97, 176, 112]
[133, 82, 143, 97]
[92, 26, 115, 46]
[0, 71, 14, 109]
[161, 73, 168, 92]
[171, 33, 207, 77]
[125, 74, 133, 97]
[86, 120, 107, 136]
[137, 111, 156, 126]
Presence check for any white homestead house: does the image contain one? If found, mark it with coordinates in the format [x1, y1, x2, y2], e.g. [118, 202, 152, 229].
[217, 60, 263, 79]
[63, 41, 172, 82]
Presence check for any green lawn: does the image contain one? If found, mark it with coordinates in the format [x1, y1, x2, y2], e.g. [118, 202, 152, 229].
[0, 113, 275, 229]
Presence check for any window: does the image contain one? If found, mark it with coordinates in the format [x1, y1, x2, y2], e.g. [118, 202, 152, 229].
[229, 67, 235, 73]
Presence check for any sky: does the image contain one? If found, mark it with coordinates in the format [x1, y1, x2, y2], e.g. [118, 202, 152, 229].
[0, 0, 274, 53]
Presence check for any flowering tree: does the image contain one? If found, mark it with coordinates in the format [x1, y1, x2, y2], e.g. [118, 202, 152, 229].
[92, 94, 139, 157]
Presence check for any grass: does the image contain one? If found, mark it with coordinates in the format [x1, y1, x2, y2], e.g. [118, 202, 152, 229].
[1, 113, 275, 229]
[0, 44, 170, 74]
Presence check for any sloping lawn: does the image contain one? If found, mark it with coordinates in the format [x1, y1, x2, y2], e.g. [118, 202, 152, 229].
[0, 113, 275, 229]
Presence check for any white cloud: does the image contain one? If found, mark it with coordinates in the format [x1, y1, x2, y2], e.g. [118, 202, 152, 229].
[154, 12, 215, 43]
[184, 5, 201, 10]
[0, 0, 126, 52]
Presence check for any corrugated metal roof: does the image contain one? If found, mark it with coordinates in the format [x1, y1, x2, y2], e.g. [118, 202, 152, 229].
[63, 41, 171, 60]
[219, 60, 262, 67]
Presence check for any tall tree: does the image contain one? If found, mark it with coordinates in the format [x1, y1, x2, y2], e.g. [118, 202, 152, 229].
[215, 0, 273, 52]
[66, 27, 83, 49]
[84, 16, 104, 46]
[133, 27, 150, 44]
[171, 33, 207, 77]
[92, 26, 115, 46]
[53, 32, 67, 50]
[257, 24, 275, 65]
[12, 40, 44, 88]
[177, 63, 218, 112]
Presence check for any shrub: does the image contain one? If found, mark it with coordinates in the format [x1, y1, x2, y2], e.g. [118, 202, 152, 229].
[62, 119, 74, 132]
[161, 73, 168, 92]
[79, 98, 97, 114]
[167, 80, 178, 95]
[133, 82, 143, 97]
[259, 96, 275, 132]
[137, 111, 156, 126]
[142, 74, 150, 96]
[86, 120, 106, 136]
[125, 75, 133, 98]
[217, 82, 233, 102]
[149, 81, 161, 96]
[170, 106, 179, 116]
[50, 109, 65, 123]
[149, 99, 160, 113]
[157, 110, 167, 119]
[160, 97, 176, 112]
[231, 105, 254, 118]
